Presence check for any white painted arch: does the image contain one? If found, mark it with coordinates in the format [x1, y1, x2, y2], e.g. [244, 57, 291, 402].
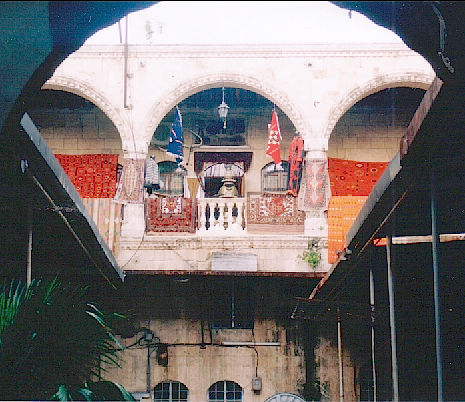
[42, 75, 131, 146]
[138, 72, 308, 150]
[323, 71, 435, 141]
[43, 43, 436, 156]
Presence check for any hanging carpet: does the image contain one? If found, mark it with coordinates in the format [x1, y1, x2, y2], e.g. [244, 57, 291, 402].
[114, 158, 145, 204]
[145, 197, 197, 233]
[297, 159, 330, 211]
[247, 192, 305, 233]
[328, 158, 388, 196]
[55, 154, 118, 198]
[327, 195, 367, 264]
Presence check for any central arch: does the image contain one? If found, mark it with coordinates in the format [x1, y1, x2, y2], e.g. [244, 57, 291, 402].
[139, 72, 309, 148]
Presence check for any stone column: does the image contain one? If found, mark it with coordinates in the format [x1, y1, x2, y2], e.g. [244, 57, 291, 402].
[298, 138, 330, 238]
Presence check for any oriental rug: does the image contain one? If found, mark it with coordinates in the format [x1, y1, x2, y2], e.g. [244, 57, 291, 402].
[297, 159, 330, 211]
[247, 192, 305, 228]
[114, 158, 145, 204]
[55, 154, 118, 198]
[145, 197, 196, 233]
[328, 158, 388, 196]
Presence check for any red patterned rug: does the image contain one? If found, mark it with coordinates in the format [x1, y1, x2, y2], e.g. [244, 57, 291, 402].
[247, 192, 305, 225]
[328, 158, 388, 196]
[55, 154, 118, 198]
[145, 197, 196, 233]
[297, 159, 330, 211]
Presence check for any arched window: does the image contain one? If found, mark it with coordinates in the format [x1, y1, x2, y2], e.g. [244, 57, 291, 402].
[158, 161, 186, 196]
[261, 161, 289, 192]
[202, 162, 244, 197]
[208, 381, 243, 402]
[154, 381, 189, 402]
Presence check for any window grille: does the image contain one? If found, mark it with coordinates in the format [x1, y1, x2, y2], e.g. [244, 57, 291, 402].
[262, 161, 289, 192]
[154, 381, 189, 402]
[208, 381, 243, 402]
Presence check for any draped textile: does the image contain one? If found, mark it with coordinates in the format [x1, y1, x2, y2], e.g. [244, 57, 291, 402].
[287, 136, 305, 196]
[247, 192, 305, 225]
[297, 159, 330, 211]
[194, 152, 253, 173]
[55, 154, 118, 198]
[202, 162, 244, 177]
[328, 158, 388, 196]
[145, 197, 196, 233]
[82, 198, 122, 255]
[266, 109, 282, 165]
[187, 177, 200, 199]
[114, 158, 145, 204]
[145, 156, 159, 186]
[327, 196, 367, 263]
[166, 107, 184, 165]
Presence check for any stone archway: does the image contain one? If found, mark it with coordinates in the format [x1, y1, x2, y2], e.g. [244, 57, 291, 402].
[138, 72, 309, 149]
[323, 71, 434, 141]
[42, 75, 130, 150]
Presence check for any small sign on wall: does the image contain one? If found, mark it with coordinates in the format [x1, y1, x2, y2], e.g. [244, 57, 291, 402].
[211, 252, 258, 272]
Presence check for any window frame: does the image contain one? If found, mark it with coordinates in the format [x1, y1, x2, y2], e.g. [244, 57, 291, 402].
[207, 380, 243, 402]
[153, 380, 189, 402]
[261, 161, 289, 193]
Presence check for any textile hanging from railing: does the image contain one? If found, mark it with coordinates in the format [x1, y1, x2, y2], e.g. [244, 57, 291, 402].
[247, 192, 305, 233]
[81, 198, 122, 255]
[287, 135, 304, 197]
[328, 158, 388, 196]
[297, 159, 331, 211]
[55, 154, 118, 198]
[114, 158, 145, 204]
[327, 195, 367, 264]
[145, 196, 196, 233]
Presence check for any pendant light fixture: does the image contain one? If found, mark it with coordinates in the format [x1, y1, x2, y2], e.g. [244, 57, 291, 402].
[217, 86, 229, 129]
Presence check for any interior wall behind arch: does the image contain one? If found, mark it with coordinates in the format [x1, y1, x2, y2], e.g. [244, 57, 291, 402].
[27, 90, 123, 156]
[328, 87, 425, 162]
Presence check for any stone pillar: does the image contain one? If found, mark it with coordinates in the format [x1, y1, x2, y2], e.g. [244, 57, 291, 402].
[298, 137, 330, 238]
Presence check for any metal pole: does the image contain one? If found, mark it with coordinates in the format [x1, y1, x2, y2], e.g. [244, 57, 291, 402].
[386, 234, 399, 401]
[337, 307, 344, 402]
[146, 343, 151, 397]
[370, 269, 377, 402]
[431, 168, 444, 401]
[27, 205, 32, 286]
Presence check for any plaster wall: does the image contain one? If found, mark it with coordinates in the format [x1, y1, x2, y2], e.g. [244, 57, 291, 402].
[105, 318, 306, 402]
[45, 43, 434, 154]
[315, 337, 358, 401]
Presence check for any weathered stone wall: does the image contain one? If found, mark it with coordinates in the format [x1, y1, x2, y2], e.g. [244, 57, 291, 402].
[104, 318, 307, 401]
[328, 110, 411, 162]
[29, 108, 123, 155]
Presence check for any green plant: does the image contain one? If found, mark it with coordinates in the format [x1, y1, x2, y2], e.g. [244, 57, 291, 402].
[0, 278, 134, 401]
[298, 241, 321, 270]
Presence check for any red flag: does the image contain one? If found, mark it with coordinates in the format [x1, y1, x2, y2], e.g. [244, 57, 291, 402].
[266, 110, 282, 165]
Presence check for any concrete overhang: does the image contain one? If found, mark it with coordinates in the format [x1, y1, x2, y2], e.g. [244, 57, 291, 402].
[304, 78, 465, 311]
[0, 113, 124, 287]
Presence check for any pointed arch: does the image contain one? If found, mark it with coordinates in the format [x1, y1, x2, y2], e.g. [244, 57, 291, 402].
[139, 72, 309, 146]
